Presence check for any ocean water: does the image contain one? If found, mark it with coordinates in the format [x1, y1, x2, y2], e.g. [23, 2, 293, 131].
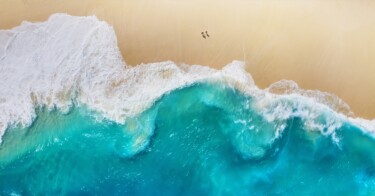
[0, 83, 374, 195]
[0, 14, 375, 195]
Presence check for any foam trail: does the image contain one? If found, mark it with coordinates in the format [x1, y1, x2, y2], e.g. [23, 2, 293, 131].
[0, 14, 374, 143]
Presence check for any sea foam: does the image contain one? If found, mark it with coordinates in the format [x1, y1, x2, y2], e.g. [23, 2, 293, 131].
[0, 14, 373, 142]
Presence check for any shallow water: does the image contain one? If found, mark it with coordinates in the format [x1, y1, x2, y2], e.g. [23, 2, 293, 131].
[0, 83, 374, 195]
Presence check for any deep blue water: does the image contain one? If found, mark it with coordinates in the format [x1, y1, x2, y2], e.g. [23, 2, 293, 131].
[0, 83, 374, 195]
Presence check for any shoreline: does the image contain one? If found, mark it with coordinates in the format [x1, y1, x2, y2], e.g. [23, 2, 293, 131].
[1, 0, 375, 119]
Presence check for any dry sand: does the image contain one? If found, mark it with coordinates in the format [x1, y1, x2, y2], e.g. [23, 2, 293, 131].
[1, 0, 375, 118]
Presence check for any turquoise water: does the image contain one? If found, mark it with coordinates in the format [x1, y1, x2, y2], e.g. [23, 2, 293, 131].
[0, 83, 374, 195]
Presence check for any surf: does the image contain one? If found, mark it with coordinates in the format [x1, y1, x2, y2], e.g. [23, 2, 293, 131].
[0, 14, 374, 195]
[0, 83, 374, 195]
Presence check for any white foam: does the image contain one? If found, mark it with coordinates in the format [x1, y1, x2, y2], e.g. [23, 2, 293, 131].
[0, 14, 256, 141]
[264, 80, 375, 137]
[267, 80, 354, 117]
[252, 92, 345, 142]
[349, 118, 375, 134]
[0, 14, 374, 142]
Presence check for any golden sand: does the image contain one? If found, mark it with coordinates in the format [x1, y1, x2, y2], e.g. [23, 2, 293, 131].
[1, 0, 375, 118]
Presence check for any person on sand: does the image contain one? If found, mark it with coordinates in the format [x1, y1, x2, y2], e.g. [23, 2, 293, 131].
[201, 32, 206, 39]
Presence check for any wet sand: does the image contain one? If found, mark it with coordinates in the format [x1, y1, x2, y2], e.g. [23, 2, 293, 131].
[1, 0, 375, 118]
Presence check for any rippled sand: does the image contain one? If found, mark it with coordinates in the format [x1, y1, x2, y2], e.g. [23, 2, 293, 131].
[1, 0, 374, 118]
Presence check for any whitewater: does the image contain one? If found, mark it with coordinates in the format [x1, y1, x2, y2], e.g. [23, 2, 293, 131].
[0, 14, 374, 195]
[0, 13, 373, 141]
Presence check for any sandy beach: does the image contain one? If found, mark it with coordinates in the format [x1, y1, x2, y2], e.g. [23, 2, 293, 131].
[1, 0, 375, 119]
